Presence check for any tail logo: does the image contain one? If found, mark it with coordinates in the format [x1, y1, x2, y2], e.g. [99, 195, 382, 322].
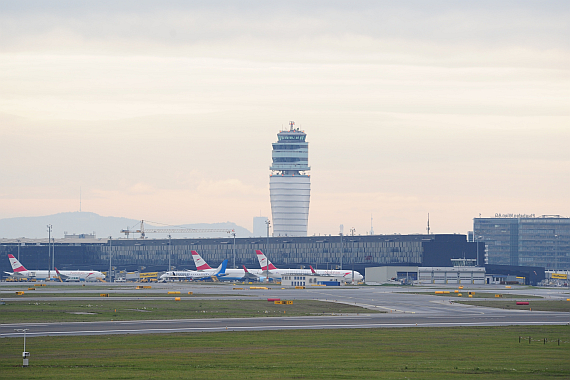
[8, 254, 27, 272]
[191, 250, 212, 270]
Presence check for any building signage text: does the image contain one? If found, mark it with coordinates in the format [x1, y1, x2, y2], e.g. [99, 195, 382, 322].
[494, 213, 535, 218]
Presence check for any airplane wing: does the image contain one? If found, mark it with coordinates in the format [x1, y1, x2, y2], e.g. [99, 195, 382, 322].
[242, 265, 261, 281]
[54, 268, 67, 282]
[195, 260, 228, 282]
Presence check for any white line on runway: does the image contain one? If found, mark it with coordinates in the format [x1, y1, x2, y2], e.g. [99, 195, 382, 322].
[2, 321, 567, 338]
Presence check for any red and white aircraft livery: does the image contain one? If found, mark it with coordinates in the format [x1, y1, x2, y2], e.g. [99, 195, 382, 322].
[255, 250, 363, 282]
[192, 250, 213, 271]
[159, 259, 228, 282]
[190, 250, 265, 281]
[5, 254, 105, 282]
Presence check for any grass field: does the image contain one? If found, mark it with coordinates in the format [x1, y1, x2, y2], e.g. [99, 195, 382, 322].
[455, 300, 570, 312]
[1, 326, 569, 379]
[0, 299, 379, 323]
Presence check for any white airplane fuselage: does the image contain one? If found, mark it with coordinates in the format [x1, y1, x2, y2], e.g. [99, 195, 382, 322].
[197, 268, 266, 281]
[160, 268, 265, 281]
[160, 270, 218, 281]
[254, 250, 363, 282]
[160, 260, 228, 281]
[10, 269, 104, 282]
[263, 268, 363, 282]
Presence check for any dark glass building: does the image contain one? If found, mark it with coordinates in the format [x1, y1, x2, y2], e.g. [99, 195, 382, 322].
[474, 215, 570, 270]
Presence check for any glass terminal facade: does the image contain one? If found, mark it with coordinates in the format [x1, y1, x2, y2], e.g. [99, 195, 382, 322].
[474, 215, 570, 270]
[0, 234, 480, 277]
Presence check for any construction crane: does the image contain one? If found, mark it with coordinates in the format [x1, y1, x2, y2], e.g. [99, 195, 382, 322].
[120, 220, 234, 239]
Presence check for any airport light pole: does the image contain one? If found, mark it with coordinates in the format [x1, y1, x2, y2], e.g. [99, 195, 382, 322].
[14, 328, 29, 367]
[232, 231, 236, 269]
[554, 234, 559, 272]
[339, 230, 344, 270]
[108, 236, 112, 283]
[51, 234, 55, 278]
[17, 239, 20, 261]
[47, 225, 52, 280]
[350, 227, 356, 284]
[168, 234, 172, 272]
[265, 219, 271, 281]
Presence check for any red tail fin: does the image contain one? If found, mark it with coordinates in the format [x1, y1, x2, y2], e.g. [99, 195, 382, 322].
[191, 250, 212, 270]
[255, 250, 278, 270]
[8, 254, 27, 272]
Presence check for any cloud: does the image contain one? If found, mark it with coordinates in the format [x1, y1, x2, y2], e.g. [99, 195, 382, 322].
[1, 1, 568, 61]
[196, 179, 265, 197]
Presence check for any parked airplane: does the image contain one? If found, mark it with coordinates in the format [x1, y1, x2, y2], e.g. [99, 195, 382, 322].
[255, 250, 364, 282]
[5, 254, 105, 282]
[190, 250, 264, 282]
[55, 268, 80, 282]
[241, 265, 263, 282]
[159, 259, 228, 281]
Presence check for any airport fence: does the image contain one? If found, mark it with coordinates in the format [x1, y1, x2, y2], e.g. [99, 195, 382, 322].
[519, 336, 570, 346]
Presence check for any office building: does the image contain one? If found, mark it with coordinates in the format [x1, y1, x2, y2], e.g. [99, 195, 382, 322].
[474, 215, 570, 270]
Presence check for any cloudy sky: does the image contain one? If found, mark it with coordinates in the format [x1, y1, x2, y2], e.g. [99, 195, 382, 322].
[1, 1, 568, 236]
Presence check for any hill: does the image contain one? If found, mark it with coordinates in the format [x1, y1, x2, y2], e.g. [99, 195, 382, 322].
[0, 212, 252, 239]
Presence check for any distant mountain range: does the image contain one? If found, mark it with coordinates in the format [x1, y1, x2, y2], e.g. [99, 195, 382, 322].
[0, 212, 252, 239]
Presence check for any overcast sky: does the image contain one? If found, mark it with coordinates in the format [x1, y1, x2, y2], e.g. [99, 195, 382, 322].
[1, 1, 569, 236]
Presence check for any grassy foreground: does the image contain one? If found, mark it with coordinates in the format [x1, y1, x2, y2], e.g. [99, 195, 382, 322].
[0, 299, 378, 323]
[1, 326, 569, 379]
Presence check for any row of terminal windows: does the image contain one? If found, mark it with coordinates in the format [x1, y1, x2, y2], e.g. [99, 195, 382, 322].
[112, 241, 422, 249]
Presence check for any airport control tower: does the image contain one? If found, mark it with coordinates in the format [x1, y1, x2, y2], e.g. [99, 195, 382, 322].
[269, 121, 310, 236]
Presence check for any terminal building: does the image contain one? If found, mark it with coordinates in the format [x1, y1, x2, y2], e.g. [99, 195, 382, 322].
[366, 265, 486, 285]
[473, 215, 570, 270]
[0, 234, 483, 279]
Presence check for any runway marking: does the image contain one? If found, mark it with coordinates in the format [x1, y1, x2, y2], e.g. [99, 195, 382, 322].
[317, 298, 409, 313]
[426, 315, 502, 319]
[2, 321, 568, 338]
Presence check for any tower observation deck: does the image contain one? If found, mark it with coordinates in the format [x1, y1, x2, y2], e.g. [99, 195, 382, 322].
[269, 121, 310, 237]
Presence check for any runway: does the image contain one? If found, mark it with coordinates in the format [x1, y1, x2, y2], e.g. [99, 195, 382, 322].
[1, 283, 568, 337]
[2, 310, 568, 338]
